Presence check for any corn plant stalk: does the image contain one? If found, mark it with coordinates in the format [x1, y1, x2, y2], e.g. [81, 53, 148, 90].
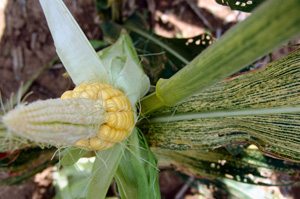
[141, 0, 300, 114]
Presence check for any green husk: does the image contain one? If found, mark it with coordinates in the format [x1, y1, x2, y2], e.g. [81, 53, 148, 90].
[115, 129, 160, 199]
[87, 145, 123, 199]
[60, 148, 88, 167]
[97, 31, 150, 108]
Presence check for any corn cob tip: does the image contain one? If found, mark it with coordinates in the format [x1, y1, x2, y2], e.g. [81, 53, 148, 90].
[3, 98, 107, 148]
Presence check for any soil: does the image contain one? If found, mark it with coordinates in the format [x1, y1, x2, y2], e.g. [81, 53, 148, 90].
[0, 167, 54, 199]
[0, 0, 299, 198]
[0, 0, 102, 103]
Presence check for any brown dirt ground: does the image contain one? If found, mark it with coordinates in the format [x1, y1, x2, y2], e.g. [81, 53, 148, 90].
[0, 0, 300, 199]
[0, 0, 102, 103]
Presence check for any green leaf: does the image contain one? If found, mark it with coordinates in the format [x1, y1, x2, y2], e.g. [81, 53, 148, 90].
[87, 145, 123, 199]
[127, 29, 213, 82]
[216, 0, 265, 12]
[141, 0, 300, 113]
[139, 49, 300, 162]
[94, 0, 122, 22]
[154, 147, 300, 186]
[89, 40, 109, 50]
[101, 12, 213, 83]
[95, 0, 114, 9]
[60, 148, 88, 167]
[115, 129, 160, 199]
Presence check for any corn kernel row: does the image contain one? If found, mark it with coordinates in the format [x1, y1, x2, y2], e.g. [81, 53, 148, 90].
[61, 83, 134, 150]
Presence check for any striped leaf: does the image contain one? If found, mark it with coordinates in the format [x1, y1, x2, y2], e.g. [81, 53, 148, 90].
[139, 49, 300, 162]
[154, 147, 300, 185]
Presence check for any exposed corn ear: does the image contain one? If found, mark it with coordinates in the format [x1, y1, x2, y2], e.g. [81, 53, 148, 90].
[61, 83, 135, 150]
[2, 83, 135, 151]
[3, 98, 106, 148]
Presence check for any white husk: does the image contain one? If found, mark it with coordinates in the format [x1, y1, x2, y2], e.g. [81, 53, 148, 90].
[39, 0, 110, 85]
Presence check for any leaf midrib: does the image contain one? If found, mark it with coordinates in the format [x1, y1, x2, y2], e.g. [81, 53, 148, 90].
[149, 106, 300, 123]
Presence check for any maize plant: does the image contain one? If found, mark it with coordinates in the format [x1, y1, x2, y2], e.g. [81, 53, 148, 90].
[1, 0, 300, 198]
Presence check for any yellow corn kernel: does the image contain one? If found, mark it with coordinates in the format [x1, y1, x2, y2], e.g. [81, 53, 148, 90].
[61, 83, 135, 150]
[97, 124, 111, 138]
[61, 91, 73, 99]
[75, 139, 89, 149]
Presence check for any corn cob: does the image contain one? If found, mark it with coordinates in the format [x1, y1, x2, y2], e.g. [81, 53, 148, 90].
[61, 83, 135, 150]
